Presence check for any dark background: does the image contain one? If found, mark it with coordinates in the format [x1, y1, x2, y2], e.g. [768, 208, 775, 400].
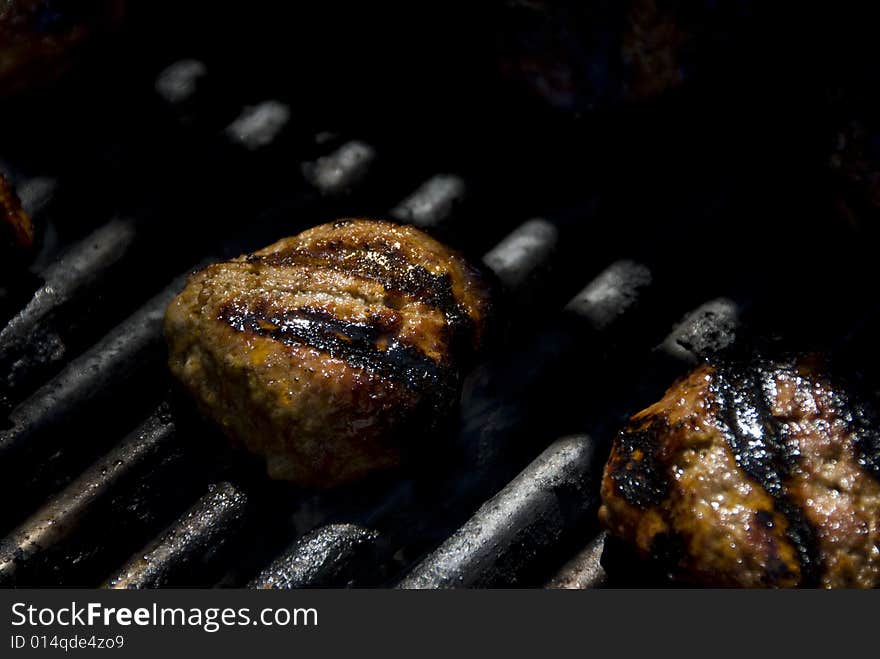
[5, 1, 880, 427]
[1, 0, 880, 588]
[5, 2, 876, 344]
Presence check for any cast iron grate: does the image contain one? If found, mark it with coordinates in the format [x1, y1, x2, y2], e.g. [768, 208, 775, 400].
[0, 32, 877, 590]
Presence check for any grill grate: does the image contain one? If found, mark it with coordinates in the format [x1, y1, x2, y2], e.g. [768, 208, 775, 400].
[1, 18, 878, 590]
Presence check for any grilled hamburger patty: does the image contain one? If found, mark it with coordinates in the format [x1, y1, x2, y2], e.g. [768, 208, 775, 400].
[599, 355, 880, 587]
[165, 219, 492, 488]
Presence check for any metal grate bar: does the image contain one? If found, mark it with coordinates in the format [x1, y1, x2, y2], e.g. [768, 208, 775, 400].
[249, 524, 380, 589]
[0, 218, 139, 405]
[103, 482, 248, 589]
[256, 258, 658, 588]
[545, 531, 608, 589]
[102, 212, 601, 588]
[395, 291, 747, 588]
[0, 278, 183, 462]
[391, 174, 467, 229]
[397, 434, 600, 589]
[0, 171, 488, 588]
[0, 406, 177, 586]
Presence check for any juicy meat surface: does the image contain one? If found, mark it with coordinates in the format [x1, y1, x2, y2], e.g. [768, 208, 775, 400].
[165, 219, 493, 488]
[599, 355, 880, 587]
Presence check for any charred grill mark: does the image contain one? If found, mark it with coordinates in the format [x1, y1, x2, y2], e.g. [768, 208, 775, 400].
[853, 409, 880, 481]
[751, 509, 797, 585]
[251, 242, 456, 305]
[712, 361, 822, 585]
[817, 369, 880, 485]
[610, 422, 671, 508]
[247, 242, 475, 346]
[648, 531, 687, 571]
[248, 236, 485, 358]
[218, 302, 450, 393]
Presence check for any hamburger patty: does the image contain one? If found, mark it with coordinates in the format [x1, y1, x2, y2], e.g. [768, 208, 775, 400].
[164, 219, 493, 488]
[600, 355, 880, 587]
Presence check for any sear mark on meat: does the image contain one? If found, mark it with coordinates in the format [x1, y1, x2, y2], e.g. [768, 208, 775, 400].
[600, 354, 880, 588]
[164, 218, 493, 489]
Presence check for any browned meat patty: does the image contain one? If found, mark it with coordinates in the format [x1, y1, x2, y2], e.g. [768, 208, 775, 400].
[599, 355, 880, 588]
[0, 0, 124, 96]
[165, 219, 493, 489]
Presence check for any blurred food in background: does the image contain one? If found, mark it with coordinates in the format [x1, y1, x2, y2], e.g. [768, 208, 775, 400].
[0, 0, 124, 96]
[0, 171, 33, 269]
[495, 0, 756, 112]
